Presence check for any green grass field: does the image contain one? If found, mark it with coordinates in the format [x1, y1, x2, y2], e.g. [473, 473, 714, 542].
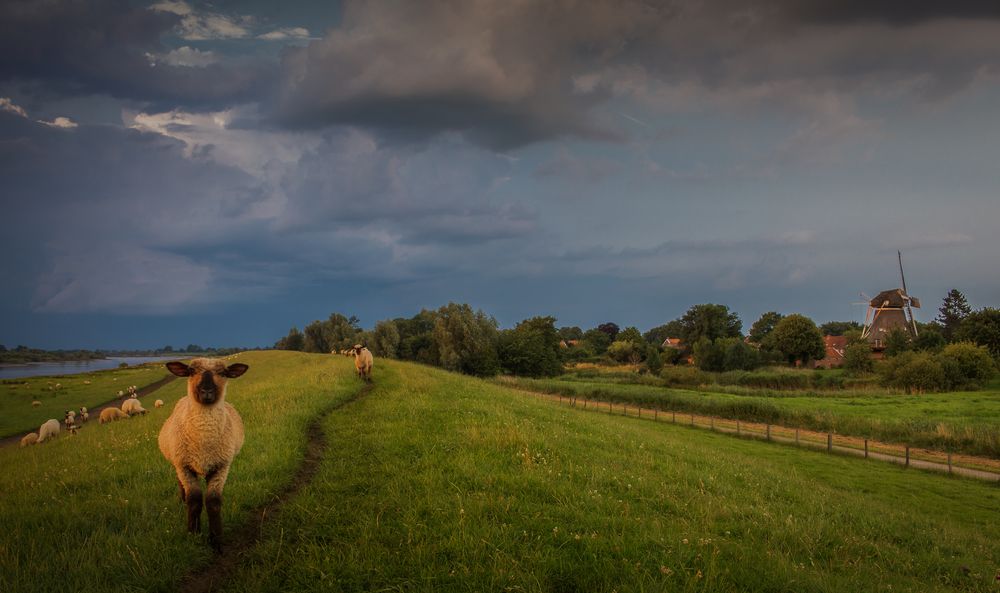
[0, 363, 173, 439]
[500, 374, 1000, 459]
[1, 352, 998, 592]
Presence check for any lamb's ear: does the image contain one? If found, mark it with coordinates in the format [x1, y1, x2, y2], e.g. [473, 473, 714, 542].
[225, 363, 249, 378]
[165, 361, 192, 377]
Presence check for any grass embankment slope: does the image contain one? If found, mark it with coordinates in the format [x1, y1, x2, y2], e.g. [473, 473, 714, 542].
[0, 351, 361, 593]
[1, 352, 998, 592]
[502, 374, 1000, 458]
[0, 364, 173, 439]
[229, 360, 998, 593]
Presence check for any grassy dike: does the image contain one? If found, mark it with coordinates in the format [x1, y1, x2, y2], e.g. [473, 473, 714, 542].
[500, 376, 1000, 458]
[0, 351, 361, 593]
[224, 360, 999, 593]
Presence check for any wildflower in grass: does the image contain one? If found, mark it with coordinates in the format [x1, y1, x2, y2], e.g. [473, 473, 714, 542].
[660, 566, 673, 576]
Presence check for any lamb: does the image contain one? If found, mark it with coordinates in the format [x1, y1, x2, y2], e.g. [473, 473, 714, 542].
[100, 407, 128, 423]
[351, 344, 374, 382]
[20, 432, 38, 447]
[64, 410, 76, 429]
[159, 358, 248, 552]
[155, 399, 164, 408]
[31, 401, 41, 407]
[122, 397, 147, 416]
[79, 407, 89, 422]
[37, 419, 60, 443]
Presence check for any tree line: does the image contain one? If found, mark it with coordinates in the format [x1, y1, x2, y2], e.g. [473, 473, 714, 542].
[272, 289, 1000, 387]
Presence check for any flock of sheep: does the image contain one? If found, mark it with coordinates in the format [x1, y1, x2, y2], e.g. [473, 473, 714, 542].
[13, 348, 371, 552]
[19, 383, 165, 447]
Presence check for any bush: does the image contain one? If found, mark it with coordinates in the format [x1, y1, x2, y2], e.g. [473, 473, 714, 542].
[878, 352, 947, 393]
[842, 342, 874, 375]
[939, 342, 995, 388]
[659, 366, 710, 387]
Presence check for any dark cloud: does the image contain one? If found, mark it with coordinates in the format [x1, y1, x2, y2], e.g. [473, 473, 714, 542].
[776, 1, 1000, 25]
[0, 0, 274, 108]
[271, 0, 1000, 149]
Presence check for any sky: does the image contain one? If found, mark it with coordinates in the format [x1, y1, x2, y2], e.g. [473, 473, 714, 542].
[2, 0, 1000, 349]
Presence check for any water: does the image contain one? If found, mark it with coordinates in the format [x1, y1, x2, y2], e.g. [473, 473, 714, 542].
[0, 356, 181, 380]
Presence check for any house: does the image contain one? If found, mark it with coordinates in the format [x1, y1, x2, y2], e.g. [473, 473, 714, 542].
[813, 335, 848, 369]
[661, 337, 682, 350]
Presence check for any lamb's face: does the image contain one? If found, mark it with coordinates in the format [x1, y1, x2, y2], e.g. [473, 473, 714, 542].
[166, 358, 249, 406]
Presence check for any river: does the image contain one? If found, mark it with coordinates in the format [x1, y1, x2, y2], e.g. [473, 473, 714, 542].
[0, 356, 181, 380]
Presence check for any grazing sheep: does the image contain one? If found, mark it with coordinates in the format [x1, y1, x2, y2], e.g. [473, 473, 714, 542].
[20, 432, 39, 447]
[64, 410, 76, 429]
[117, 390, 124, 397]
[155, 399, 164, 408]
[122, 398, 147, 416]
[79, 407, 89, 422]
[31, 401, 41, 407]
[83, 380, 91, 385]
[352, 344, 374, 382]
[159, 358, 249, 552]
[37, 419, 60, 443]
[100, 407, 128, 424]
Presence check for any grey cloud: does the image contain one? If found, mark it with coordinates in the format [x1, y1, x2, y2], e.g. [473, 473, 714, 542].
[773, 1, 1000, 25]
[0, 0, 274, 109]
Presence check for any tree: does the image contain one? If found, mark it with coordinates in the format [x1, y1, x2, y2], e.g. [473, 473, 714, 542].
[302, 320, 330, 353]
[499, 316, 563, 377]
[607, 340, 642, 364]
[879, 351, 947, 393]
[274, 327, 305, 351]
[617, 326, 644, 346]
[913, 326, 946, 352]
[936, 289, 972, 341]
[693, 338, 725, 372]
[843, 342, 874, 375]
[764, 314, 825, 365]
[643, 320, 684, 346]
[645, 345, 664, 374]
[955, 308, 1000, 358]
[883, 328, 912, 358]
[323, 313, 362, 352]
[372, 320, 400, 358]
[431, 303, 500, 376]
[749, 312, 783, 344]
[558, 326, 583, 341]
[185, 344, 203, 353]
[596, 322, 620, 341]
[677, 304, 742, 346]
[582, 328, 612, 354]
[819, 321, 862, 336]
[939, 342, 996, 387]
[720, 337, 760, 371]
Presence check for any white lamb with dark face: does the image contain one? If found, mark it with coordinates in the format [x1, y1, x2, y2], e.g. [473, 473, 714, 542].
[159, 358, 248, 552]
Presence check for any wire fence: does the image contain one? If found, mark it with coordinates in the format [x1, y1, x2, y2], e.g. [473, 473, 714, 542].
[523, 390, 1000, 483]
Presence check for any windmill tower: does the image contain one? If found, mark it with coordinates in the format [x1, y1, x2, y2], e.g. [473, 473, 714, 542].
[861, 251, 920, 351]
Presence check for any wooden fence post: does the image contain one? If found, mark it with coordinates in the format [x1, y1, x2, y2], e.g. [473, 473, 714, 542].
[654, 409, 658, 421]
[864, 439, 868, 459]
[584, 398, 587, 410]
[736, 420, 740, 435]
[905, 446, 910, 467]
[795, 429, 799, 446]
[710, 417, 714, 431]
[827, 433, 832, 452]
[609, 401, 612, 414]
[766, 424, 771, 441]
[672, 411, 676, 424]
[947, 452, 952, 474]
[690, 414, 695, 427]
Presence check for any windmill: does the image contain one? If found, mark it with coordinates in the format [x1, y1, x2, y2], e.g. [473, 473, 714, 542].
[860, 251, 920, 351]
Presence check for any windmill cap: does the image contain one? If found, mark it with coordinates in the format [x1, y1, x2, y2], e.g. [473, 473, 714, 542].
[870, 288, 920, 308]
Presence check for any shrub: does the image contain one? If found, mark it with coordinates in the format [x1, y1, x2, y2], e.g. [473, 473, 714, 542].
[842, 342, 875, 375]
[659, 366, 710, 387]
[939, 342, 995, 388]
[879, 352, 947, 393]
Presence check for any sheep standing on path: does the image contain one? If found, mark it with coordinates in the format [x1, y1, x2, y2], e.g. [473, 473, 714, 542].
[37, 419, 60, 443]
[159, 358, 248, 552]
[352, 344, 374, 382]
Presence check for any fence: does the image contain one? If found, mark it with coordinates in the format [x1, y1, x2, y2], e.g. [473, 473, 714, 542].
[526, 391, 1000, 483]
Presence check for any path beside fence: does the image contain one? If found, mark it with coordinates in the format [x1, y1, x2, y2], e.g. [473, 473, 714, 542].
[518, 389, 1000, 483]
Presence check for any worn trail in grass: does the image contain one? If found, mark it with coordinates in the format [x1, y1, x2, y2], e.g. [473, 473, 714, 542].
[0, 351, 361, 593]
[222, 360, 1000, 593]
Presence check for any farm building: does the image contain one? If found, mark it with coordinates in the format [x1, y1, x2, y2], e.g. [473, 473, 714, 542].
[813, 335, 848, 369]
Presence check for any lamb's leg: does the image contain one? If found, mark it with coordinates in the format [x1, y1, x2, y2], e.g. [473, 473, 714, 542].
[205, 465, 231, 553]
[177, 466, 203, 534]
